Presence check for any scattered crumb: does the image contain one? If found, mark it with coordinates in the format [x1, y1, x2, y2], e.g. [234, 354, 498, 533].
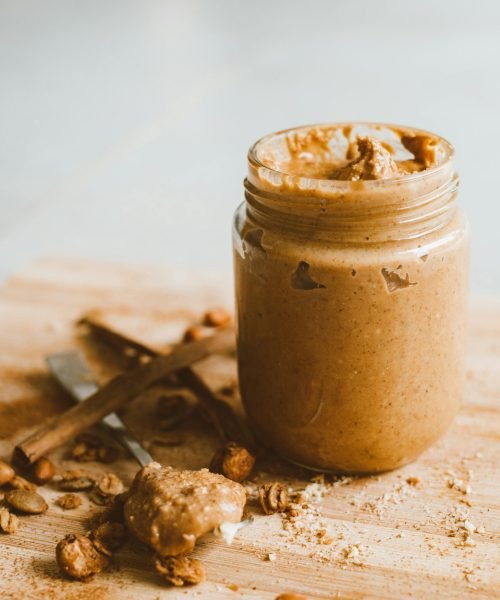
[406, 476, 420, 487]
[353, 479, 418, 517]
[55, 493, 82, 510]
[154, 554, 206, 587]
[341, 543, 365, 566]
[447, 477, 472, 495]
[441, 505, 485, 547]
[463, 566, 481, 589]
[0, 507, 19, 534]
[71, 434, 119, 463]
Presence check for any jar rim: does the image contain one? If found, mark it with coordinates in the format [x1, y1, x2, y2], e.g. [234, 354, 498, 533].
[248, 122, 454, 190]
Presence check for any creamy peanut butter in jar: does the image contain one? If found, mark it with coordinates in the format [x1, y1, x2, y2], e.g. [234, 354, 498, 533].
[233, 123, 469, 474]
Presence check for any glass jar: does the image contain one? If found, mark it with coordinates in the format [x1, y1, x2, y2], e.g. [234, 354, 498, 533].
[233, 123, 469, 474]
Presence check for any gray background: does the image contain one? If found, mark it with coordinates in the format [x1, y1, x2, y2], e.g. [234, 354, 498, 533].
[1, 0, 498, 293]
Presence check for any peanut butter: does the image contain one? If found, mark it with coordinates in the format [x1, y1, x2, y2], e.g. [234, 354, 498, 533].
[329, 137, 401, 180]
[234, 122, 469, 473]
[124, 464, 246, 556]
[259, 123, 441, 183]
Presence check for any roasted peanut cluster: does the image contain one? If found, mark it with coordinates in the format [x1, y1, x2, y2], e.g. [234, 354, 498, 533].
[56, 522, 126, 580]
[209, 442, 255, 483]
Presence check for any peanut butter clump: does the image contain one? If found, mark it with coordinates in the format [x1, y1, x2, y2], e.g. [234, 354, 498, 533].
[400, 133, 438, 168]
[330, 137, 400, 181]
[124, 463, 246, 556]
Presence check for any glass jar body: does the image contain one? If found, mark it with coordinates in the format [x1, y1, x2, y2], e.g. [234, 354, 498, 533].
[233, 197, 469, 473]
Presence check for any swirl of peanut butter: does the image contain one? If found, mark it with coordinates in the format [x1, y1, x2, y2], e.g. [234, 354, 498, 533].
[257, 124, 443, 182]
[330, 137, 401, 180]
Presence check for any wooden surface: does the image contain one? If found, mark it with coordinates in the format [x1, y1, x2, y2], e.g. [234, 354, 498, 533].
[0, 258, 499, 600]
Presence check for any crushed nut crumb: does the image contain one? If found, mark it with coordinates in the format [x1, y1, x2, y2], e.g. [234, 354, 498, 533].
[447, 477, 472, 495]
[463, 566, 481, 589]
[406, 476, 420, 487]
[341, 543, 365, 565]
[59, 470, 95, 492]
[71, 434, 118, 464]
[354, 479, 417, 517]
[154, 554, 206, 587]
[259, 482, 289, 515]
[0, 507, 19, 534]
[55, 493, 82, 510]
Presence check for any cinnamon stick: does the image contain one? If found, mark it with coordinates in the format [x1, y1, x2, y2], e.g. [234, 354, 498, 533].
[80, 314, 255, 449]
[14, 328, 234, 466]
[79, 312, 157, 358]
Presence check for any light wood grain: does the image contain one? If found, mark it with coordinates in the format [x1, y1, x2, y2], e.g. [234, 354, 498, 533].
[0, 258, 499, 600]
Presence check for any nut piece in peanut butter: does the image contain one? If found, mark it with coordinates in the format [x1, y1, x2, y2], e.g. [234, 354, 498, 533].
[124, 463, 246, 556]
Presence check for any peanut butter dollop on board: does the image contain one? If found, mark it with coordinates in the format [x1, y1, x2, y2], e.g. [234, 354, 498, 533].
[124, 463, 246, 556]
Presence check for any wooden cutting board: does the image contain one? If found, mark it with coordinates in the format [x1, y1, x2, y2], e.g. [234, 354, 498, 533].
[0, 258, 499, 600]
